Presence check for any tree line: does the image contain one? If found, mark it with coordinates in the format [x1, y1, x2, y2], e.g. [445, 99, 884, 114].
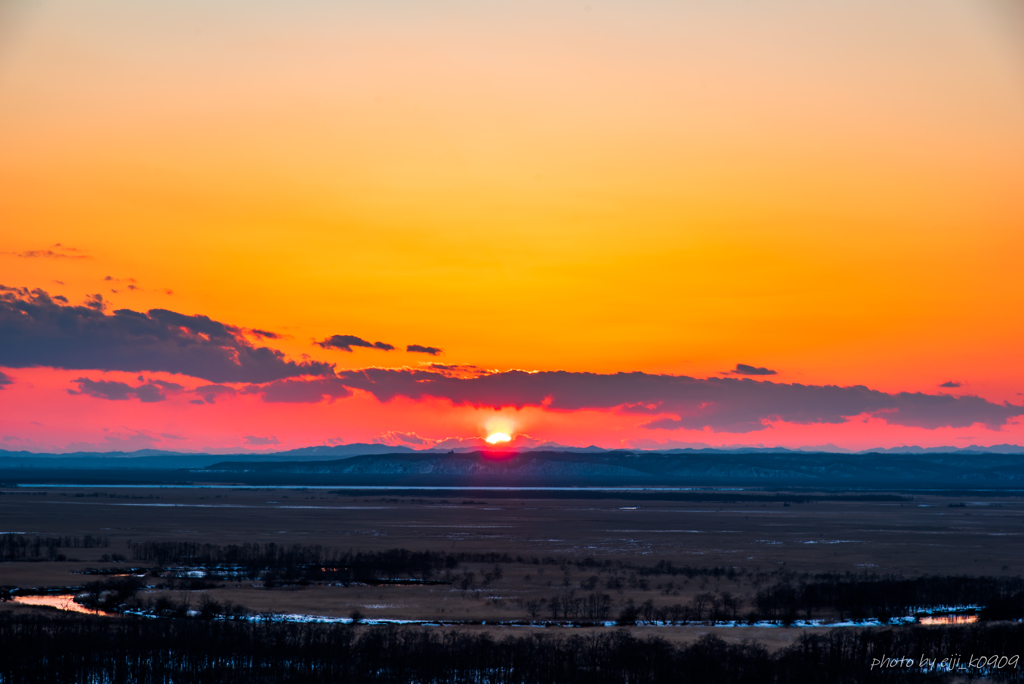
[598, 578, 1024, 626]
[0, 534, 109, 562]
[0, 613, 1021, 683]
[754, 576, 1024, 623]
[129, 541, 772, 583]
[130, 543, 463, 582]
[59, 573, 1024, 628]
[125, 542, 1024, 601]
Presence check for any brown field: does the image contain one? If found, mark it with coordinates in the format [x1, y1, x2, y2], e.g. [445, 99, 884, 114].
[2, 485, 1022, 648]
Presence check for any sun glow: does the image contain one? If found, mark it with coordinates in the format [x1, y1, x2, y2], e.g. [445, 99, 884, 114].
[484, 417, 515, 444]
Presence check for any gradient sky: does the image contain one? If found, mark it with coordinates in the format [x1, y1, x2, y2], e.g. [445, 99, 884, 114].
[1, 0, 1023, 452]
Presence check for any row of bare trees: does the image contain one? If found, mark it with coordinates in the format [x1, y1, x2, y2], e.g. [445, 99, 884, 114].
[0, 534, 109, 561]
[1, 613, 1022, 683]
[525, 578, 1024, 626]
[616, 592, 747, 625]
[755, 576, 1024, 622]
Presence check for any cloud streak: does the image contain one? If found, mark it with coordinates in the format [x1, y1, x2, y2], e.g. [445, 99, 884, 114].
[318, 335, 394, 352]
[247, 376, 353, 403]
[69, 377, 168, 403]
[243, 435, 280, 446]
[0, 286, 333, 383]
[191, 384, 238, 405]
[729, 364, 777, 376]
[3, 244, 91, 259]
[407, 344, 443, 355]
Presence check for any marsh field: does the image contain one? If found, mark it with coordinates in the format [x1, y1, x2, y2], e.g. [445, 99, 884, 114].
[3, 485, 1023, 637]
[3, 483, 1024, 681]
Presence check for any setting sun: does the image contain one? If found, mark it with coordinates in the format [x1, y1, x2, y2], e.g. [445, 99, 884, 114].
[485, 433, 511, 445]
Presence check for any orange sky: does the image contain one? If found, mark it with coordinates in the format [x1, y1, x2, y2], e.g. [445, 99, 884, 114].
[1, 0, 1022, 452]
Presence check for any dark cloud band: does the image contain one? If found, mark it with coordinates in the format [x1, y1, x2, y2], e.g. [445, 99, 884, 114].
[0, 286, 333, 383]
[325, 368, 1023, 433]
[5, 286, 1017, 434]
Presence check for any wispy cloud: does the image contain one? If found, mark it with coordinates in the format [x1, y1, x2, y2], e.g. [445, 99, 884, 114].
[375, 431, 431, 446]
[248, 329, 282, 340]
[102, 275, 174, 296]
[243, 435, 280, 446]
[4, 244, 92, 259]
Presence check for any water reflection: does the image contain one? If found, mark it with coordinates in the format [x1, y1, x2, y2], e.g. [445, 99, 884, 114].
[11, 594, 115, 617]
[5, 595, 984, 627]
[918, 614, 978, 625]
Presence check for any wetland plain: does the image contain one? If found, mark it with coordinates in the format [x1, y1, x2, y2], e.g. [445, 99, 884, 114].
[3, 483, 1022, 651]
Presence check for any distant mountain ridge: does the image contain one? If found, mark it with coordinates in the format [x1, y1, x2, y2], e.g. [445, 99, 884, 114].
[2, 440, 1024, 483]
[1, 443, 1022, 487]
[3, 442, 1022, 458]
[2, 444, 1024, 471]
[198, 449, 1024, 486]
[0, 443, 416, 469]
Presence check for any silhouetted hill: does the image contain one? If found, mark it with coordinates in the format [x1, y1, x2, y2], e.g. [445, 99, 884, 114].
[0, 443, 414, 469]
[200, 449, 1024, 487]
[2, 445, 1022, 488]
